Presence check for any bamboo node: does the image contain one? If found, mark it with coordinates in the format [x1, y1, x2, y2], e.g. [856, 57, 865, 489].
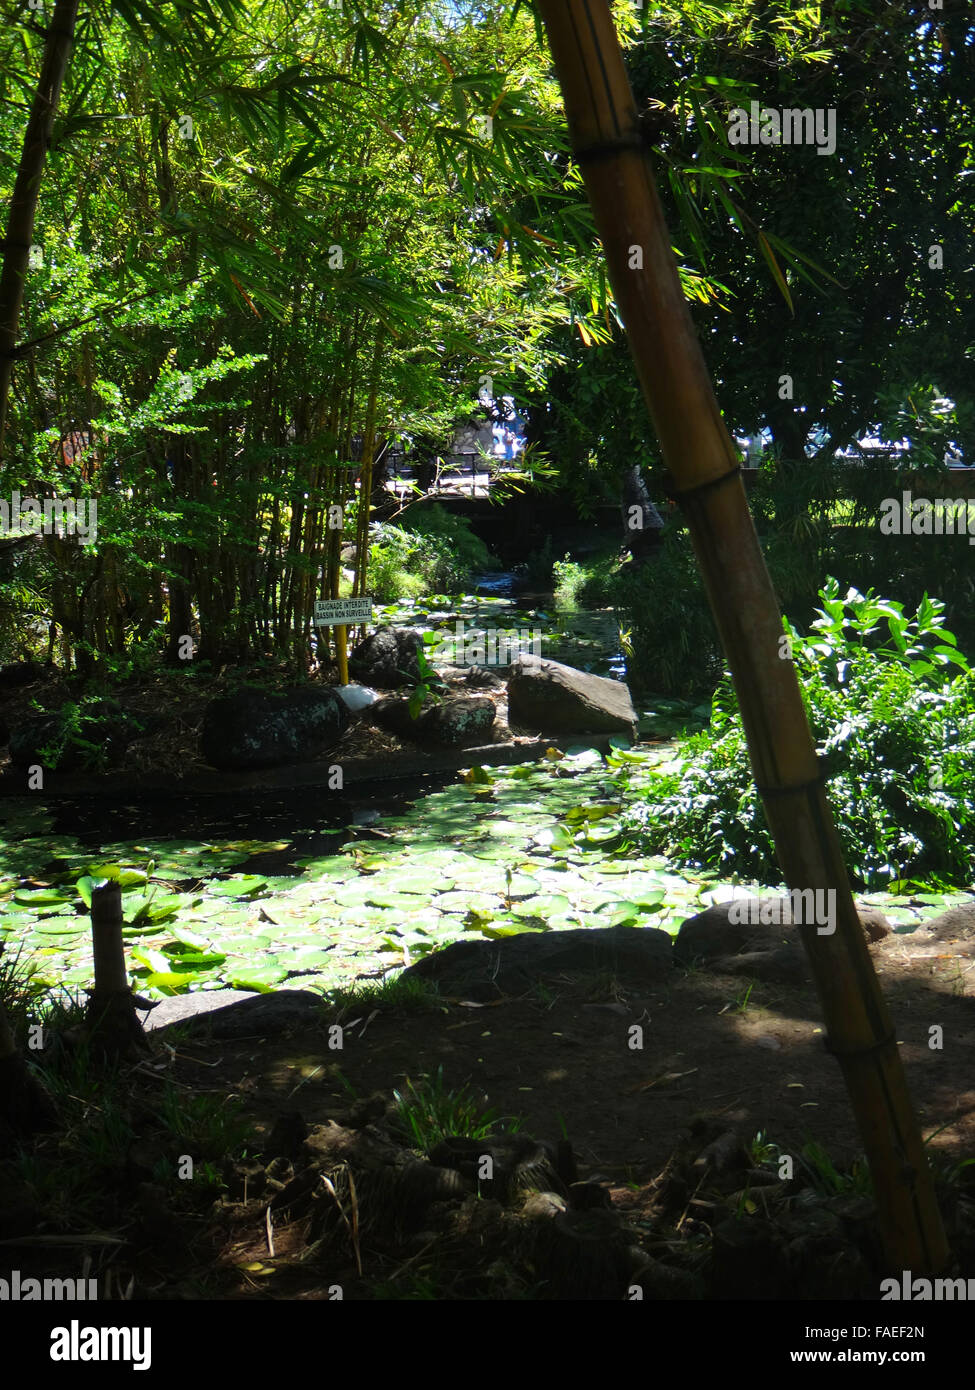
[822, 1028, 897, 1061]
[668, 465, 742, 502]
[755, 770, 828, 799]
[573, 135, 644, 164]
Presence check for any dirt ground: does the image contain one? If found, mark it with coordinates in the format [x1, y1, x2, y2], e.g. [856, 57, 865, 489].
[138, 922, 975, 1298]
[3, 913, 974, 1301]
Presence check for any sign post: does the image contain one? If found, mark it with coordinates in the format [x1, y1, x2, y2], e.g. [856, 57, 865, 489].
[313, 598, 373, 685]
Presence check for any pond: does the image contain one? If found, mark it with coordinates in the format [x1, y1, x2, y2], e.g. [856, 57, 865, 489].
[0, 734, 955, 1010]
[370, 589, 628, 682]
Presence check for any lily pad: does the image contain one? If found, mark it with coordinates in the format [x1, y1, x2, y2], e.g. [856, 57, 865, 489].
[208, 875, 269, 899]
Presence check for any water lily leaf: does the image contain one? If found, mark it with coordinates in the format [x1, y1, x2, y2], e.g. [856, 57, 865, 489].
[228, 964, 289, 992]
[435, 890, 504, 913]
[635, 888, 667, 909]
[30, 920, 87, 937]
[531, 825, 574, 850]
[144, 971, 197, 994]
[288, 949, 335, 970]
[366, 889, 435, 909]
[577, 820, 621, 844]
[595, 901, 642, 926]
[14, 888, 73, 906]
[132, 945, 177, 974]
[510, 893, 571, 918]
[294, 857, 350, 875]
[86, 864, 150, 888]
[565, 803, 619, 823]
[208, 875, 269, 899]
[162, 946, 227, 967]
[478, 922, 543, 939]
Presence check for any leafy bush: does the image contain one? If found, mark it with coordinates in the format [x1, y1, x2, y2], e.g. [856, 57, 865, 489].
[611, 530, 724, 696]
[613, 460, 975, 698]
[517, 535, 556, 588]
[398, 503, 497, 585]
[367, 505, 497, 598]
[552, 550, 618, 611]
[367, 529, 427, 601]
[619, 582, 975, 890]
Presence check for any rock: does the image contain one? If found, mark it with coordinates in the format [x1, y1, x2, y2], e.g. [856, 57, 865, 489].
[673, 897, 891, 971]
[8, 699, 145, 772]
[400, 925, 673, 1001]
[462, 666, 506, 690]
[630, 1256, 706, 1300]
[138, 988, 327, 1039]
[372, 694, 495, 746]
[429, 1135, 567, 1201]
[857, 906, 891, 942]
[0, 660, 48, 691]
[709, 1215, 793, 1299]
[710, 947, 809, 985]
[924, 903, 975, 941]
[335, 683, 378, 712]
[529, 1205, 639, 1300]
[439, 664, 506, 691]
[507, 656, 637, 738]
[200, 685, 349, 770]
[349, 627, 424, 688]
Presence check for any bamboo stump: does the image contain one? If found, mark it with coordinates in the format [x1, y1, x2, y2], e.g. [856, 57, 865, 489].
[85, 882, 148, 1059]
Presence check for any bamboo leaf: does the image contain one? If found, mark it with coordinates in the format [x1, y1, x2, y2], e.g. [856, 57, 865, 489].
[757, 230, 794, 314]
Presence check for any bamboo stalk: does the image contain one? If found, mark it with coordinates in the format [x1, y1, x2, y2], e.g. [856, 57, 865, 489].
[536, 0, 949, 1275]
[0, 0, 80, 451]
[86, 882, 148, 1058]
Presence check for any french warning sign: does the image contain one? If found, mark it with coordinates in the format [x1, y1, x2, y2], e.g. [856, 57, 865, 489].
[313, 598, 373, 625]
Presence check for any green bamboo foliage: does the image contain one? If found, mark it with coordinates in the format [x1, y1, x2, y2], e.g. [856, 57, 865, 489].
[0, 0, 80, 451]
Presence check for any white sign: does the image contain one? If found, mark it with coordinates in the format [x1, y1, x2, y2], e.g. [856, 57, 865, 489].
[313, 598, 373, 626]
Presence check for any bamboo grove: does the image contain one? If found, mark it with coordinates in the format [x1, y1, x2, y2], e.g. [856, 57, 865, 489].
[0, 0, 607, 672]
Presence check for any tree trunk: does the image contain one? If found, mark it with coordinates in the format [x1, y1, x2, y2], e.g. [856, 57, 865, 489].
[537, 0, 950, 1277]
[0, 0, 80, 450]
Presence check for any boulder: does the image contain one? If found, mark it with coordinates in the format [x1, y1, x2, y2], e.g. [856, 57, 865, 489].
[372, 694, 495, 746]
[335, 683, 379, 713]
[441, 664, 506, 691]
[0, 660, 49, 691]
[349, 627, 424, 688]
[923, 902, 975, 942]
[507, 656, 637, 738]
[138, 988, 327, 1039]
[200, 685, 349, 770]
[673, 896, 891, 976]
[400, 925, 673, 1001]
[8, 699, 145, 772]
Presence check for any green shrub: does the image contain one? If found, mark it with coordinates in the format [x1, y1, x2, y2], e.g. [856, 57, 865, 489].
[552, 550, 619, 611]
[368, 531, 427, 601]
[619, 581, 975, 890]
[399, 503, 497, 585]
[367, 505, 497, 598]
[611, 531, 724, 696]
[613, 460, 975, 698]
